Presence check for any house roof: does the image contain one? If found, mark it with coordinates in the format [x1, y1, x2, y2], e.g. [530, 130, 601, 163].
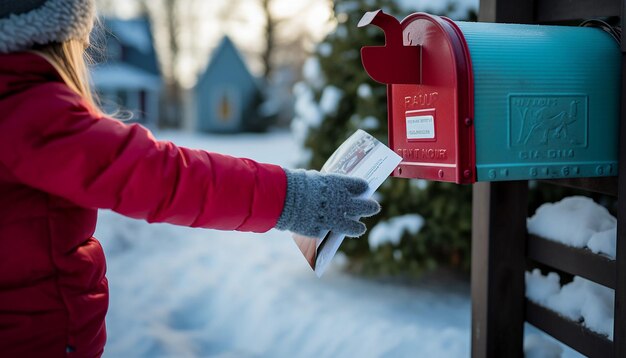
[91, 63, 161, 91]
[92, 17, 160, 77]
[105, 17, 154, 55]
[196, 36, 259, 91]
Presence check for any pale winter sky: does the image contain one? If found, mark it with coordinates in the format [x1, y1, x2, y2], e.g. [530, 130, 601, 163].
[97, 0, 478, 87]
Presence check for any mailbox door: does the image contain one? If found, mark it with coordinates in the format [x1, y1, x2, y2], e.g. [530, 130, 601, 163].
[388, 14, 475, 184]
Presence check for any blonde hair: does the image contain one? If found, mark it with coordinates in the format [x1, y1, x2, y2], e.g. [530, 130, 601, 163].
[33, 39, 101, 114]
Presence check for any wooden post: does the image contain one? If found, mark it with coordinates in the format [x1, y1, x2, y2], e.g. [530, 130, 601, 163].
[614, 1, 626, 354]
[471, 181, 528, 357]
[479, 0, 533, 24]
[472, 2, 533, 357]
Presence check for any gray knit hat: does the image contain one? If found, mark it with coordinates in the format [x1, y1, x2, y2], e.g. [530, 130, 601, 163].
[0, 0, 96, 53]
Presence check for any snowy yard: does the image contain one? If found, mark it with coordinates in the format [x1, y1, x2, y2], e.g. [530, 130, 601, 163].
[97, 130, 472, 357]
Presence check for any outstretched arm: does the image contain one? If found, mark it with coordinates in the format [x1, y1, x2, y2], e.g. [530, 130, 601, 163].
[0, 82, 286, 232]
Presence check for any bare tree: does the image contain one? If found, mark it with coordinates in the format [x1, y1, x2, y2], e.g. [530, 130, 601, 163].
[262, 0, 322, 81]
[161, 0, 182, 127]
[138, 0, 190, 128]
[218, 0, 317, 81]
[260, 0, 276, 79]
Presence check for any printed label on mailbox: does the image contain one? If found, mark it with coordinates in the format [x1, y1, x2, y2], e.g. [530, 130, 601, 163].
[406, 114, 435, 140]
[509, 95, 588, 158]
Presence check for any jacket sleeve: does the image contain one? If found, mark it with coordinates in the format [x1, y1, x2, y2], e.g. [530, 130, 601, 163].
[0, 82, 287, 232]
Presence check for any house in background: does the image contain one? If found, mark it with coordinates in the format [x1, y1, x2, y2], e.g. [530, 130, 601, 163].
[91, 17, 162, 127]
[195, 36, 272, 133]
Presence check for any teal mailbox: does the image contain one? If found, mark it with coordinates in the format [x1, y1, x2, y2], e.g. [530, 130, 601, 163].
[360, 10, 621, 183]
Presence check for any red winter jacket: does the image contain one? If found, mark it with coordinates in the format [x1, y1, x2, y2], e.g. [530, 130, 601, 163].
[0, 52, 287, 357]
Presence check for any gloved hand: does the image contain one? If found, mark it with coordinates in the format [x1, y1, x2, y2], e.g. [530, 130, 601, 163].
[275, 169, 381, 238]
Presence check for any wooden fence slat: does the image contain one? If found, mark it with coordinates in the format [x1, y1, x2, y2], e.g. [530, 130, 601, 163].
[526, 300, 614, 357]
[539, 178, 618, 197]
[527, 234, 616, 289]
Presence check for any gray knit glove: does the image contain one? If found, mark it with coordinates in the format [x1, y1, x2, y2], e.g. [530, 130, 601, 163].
[275, 169, 381, 238]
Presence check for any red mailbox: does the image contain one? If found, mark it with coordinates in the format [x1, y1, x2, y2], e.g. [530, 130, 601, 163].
[360, 10, 620, 183]
[360, 10, 475, 184]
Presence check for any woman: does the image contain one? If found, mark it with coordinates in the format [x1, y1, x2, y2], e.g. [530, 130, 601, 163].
[0, 1, 380, 356]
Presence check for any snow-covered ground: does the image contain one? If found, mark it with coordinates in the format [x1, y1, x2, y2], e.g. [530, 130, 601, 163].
[96, 130, 595, 357]
[97, 130, 472, 357]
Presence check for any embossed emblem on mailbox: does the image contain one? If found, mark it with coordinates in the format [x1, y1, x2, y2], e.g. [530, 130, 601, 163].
[509, 95, 588, 150]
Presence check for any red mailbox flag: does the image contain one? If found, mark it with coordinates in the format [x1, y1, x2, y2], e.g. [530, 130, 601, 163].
[358, 9, 421, 85]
